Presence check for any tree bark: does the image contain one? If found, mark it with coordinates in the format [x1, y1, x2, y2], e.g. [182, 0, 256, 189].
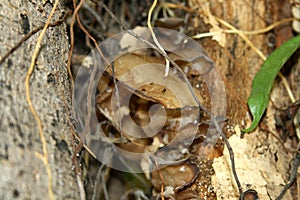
[0, 0, 79, 199]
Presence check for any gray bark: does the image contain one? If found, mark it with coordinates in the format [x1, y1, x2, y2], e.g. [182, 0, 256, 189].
[0, 0, 79, 199]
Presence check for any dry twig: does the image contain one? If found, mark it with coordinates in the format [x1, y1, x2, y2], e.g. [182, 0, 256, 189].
[25, 0, 60, 199]
[147, 0, 170, 77]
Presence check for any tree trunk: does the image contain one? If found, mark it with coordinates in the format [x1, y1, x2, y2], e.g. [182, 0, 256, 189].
[0, 0, 79, 199]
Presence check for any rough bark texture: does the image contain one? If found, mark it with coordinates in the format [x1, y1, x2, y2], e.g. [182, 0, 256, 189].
[0, 1, 79, 199]
[189, 0, 298, 199]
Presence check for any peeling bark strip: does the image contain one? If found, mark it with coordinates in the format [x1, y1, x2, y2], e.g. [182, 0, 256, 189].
[0, 1, 79, 199]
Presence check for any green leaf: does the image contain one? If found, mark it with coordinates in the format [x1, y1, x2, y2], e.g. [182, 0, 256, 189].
[243, 35, 300, 133]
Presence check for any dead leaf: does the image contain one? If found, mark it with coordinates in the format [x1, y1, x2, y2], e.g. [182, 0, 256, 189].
[119, 26, 152, 56]
[151, 160, 200, 192]
[107, 53, 203, 109]
[155, 17, 185, 29]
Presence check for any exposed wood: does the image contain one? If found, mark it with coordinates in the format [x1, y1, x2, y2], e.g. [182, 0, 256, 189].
[188, 0, 298, 199]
